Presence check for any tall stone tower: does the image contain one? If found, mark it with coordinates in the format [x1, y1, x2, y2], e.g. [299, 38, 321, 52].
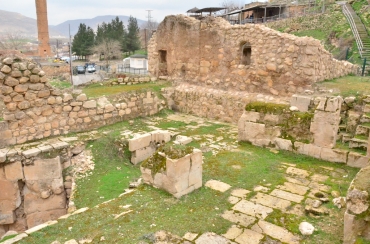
[35, 0, 51, 57]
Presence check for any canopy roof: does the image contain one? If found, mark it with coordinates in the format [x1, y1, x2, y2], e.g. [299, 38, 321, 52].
[195, 7, 226, 13]
[187, 7, 199, 13]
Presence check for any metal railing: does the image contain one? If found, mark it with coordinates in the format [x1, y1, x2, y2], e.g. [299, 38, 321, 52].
[117, 64, 148, 75]
[342, 3, 364, 58]
[228, 9, 321, 25]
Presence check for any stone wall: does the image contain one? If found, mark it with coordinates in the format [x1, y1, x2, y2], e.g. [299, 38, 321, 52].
[163, 83, 289, 124]
[0, 141, 72, 235]
[238, 96, 370, 168]
[41, 64, 70, 78]
[343, 165, 370, 244]
[0, 54, 165, 148]
[148, 15, 357, 96]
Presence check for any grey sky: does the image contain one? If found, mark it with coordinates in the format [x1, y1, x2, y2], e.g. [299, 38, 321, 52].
[0, 0, 251, 25]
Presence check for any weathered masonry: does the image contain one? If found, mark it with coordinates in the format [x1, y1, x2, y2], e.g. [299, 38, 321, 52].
[148, 15, 356, 96]
[0, 54, 165, 148]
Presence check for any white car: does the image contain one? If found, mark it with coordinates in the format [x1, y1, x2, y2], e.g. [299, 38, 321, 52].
[86, 65, 96, 73]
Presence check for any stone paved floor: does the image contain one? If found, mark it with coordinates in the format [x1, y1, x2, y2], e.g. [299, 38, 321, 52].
[179, 163, 338, 244]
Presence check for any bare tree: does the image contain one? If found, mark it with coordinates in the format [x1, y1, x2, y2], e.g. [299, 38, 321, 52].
[220, 0, 242, 13]
[0, 32, 27, 51]
[140, 21, 159, 52]
[91, 38, 121, 66]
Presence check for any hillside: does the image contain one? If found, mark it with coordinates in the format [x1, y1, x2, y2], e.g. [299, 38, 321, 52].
[266, 4, 355, 61]
[52, 15, 146, 37]
[0, 10, 146, 38]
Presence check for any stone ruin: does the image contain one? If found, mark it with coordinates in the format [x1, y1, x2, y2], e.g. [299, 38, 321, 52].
[0, 139, 89, 236]
[140, 147, 203, 198]
[0, 53, 165, 148]
[344, 165, 370, 244]
[149, 15, 356, 96]
[128, 130, 171, 165]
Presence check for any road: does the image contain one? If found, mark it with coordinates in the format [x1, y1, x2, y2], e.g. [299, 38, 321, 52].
[72, 72, 102, 86]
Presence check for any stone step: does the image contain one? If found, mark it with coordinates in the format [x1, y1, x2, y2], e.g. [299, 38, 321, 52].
[355, 125, 370, 137]
[349, 138, 368, 150]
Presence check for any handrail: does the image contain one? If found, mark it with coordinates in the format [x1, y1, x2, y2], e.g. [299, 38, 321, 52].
[342, 3, 364, 58]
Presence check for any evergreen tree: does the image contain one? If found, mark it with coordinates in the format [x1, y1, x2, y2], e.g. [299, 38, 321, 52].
[126, 16, 141, 54]
[72, 23, 95, 57]
[95, 17, 127, 51]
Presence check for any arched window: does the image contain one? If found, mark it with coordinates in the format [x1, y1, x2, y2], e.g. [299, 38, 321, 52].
[241, 42, 252, 65]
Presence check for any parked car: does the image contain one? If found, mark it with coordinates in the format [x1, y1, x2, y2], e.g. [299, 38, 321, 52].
[76, 66, 86, 74]
[86, 65, 96, 73]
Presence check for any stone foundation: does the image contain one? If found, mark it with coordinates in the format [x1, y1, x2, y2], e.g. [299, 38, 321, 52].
[140, 148, 202, 198]
[128, 130, 171, 165]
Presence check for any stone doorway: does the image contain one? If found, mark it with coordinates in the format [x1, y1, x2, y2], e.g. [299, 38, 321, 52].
[241, 43, 252, 65]
[159, 50, 168, 75]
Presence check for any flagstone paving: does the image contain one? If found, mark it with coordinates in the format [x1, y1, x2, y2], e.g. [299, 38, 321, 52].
[193, 164, 335, 243]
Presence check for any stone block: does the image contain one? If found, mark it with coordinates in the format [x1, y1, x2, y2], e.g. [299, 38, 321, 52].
[26, 209, 66, 228]
[290, 95, 311, 112]
[140, 167, 153, 184]
[325, 96, 342, 112]
[150, 130, 171, 143]
[23, 157, 62, 181]
[274, 138, 293, 151]
[0, 211, 15, 225]
[24, 192, 67, 215]
[128, 133, 152, 151]
[347, 152, 370, 168]
[320, 148, 347, 163]
[22, 148, 41, 158]
[131, 145, 156, 165]
[4, 162, 23, 181]
[166, 155, 191, 179]
[243, 122, 266, 140]
[189, 166, 202, 187]
[51, 142, 69, 150]
[174, 135, 192, 145]
[0, 179, 21, 212]
[83, 100, 97, 109]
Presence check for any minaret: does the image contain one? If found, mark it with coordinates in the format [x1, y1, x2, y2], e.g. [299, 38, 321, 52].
[35, 0, 51, 57]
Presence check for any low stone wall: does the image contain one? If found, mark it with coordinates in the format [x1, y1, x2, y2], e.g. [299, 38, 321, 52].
[0, 55, 165, 148]
[128, 130, 171, 164]
[141, 148, 202, 198]
[41, 64, 70, 78]
[343, 165, 370, 244]
[238, 96, 370, 168]
[163, 83, 290, 124]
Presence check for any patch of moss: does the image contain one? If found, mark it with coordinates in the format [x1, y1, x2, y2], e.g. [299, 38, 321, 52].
[141, 145, 194, 176]
[245, 101, 289, 115]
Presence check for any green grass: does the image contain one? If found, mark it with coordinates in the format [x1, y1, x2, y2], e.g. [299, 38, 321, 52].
[17, 114, 360, 244]
[315, 75, 370, 97]
[82, 81, 171, 98]
[49, 80, 73, 89]
[292, 29, 326, 40]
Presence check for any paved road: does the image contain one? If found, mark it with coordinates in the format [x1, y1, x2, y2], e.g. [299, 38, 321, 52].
[72, 72, 102, 86]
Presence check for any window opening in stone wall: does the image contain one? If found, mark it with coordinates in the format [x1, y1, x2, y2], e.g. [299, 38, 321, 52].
[241, 43, 252, 65]
[159, 50, 168, 75]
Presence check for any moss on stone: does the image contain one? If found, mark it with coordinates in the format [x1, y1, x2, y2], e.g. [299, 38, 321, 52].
[245, 101, 289, 115]
[141, 144, 194, 176]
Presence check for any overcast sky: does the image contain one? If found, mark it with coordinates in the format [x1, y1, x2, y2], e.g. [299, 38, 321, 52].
[0, 0, 251, 25]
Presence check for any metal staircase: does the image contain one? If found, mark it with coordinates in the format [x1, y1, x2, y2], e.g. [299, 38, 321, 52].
[341, 2, 370, 60]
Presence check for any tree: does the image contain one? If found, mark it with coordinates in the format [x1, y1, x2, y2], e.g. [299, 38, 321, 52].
[92, 38, 121, 66]
[96, 17, 127, 52]
[140, 21, 159, 51]
[0, 32, 27, 51]
[220, 0, 242, 13]
[72, 23, 95, 57]
[126, 16, 141, 54]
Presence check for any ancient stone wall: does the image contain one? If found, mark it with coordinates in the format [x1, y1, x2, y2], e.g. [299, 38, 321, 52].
[237, 96, 370, 168]
[343, 165, 370, 244]
[41, 65, 70, 78]
[149, 15, 357, 96]
[0, 141, 71, 235]
[0, 55, 164, 148]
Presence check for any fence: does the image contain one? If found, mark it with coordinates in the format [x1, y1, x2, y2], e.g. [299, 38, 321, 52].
[117, 64, 148, 75]
[228, 8, 321, 25]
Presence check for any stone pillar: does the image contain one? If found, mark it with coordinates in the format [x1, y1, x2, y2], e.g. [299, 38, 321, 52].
[35, 0, 51, 57]
[310, 96, 342, 148]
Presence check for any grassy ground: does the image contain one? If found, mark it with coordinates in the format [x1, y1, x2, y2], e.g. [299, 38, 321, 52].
[315, 75, 370, 97]
[81, 81, 171, 98]
[49, 79, 73, 89]
[17, 112, 359, 244]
